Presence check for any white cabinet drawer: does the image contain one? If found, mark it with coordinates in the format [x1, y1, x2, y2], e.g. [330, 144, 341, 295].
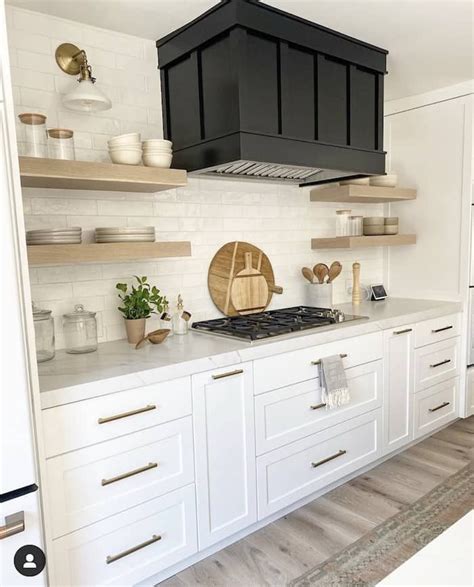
[253, 332, 382, 394]
[256, 410, 382, 519]
[42, 376, 191, 457]
[414, 338, 460, 392]
[255, 360, 382, 455]
[53, 484, 197, 587]
[414, 313, 461, 348]
[47, 417, 194, 538]
[414, 378, 458, 438]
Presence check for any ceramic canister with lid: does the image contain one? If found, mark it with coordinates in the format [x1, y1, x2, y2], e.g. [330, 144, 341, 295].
[32, 302, 55, 362]
[63, 304, 98, 354]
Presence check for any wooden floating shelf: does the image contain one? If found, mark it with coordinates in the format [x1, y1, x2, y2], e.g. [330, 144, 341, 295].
[27, 242, 192, 266]
[19, 157, 187, 193]
[312, 235, 417, 249]
[310, 184, 417, 204]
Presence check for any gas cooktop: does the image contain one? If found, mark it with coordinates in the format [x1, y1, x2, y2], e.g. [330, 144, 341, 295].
[192, 306, 367, 342]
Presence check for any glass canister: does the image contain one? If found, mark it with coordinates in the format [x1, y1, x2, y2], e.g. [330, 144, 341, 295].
[47, 128, 75, 160]
[336, 209, 351, 236]
[32, 303, 55, 362]
[18, 113, 48, 157]
[63, 304, 98, 354]
[349, 215, 363, 236]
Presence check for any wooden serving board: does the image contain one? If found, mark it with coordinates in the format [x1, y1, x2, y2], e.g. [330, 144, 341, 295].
[208, 242, 281, 316]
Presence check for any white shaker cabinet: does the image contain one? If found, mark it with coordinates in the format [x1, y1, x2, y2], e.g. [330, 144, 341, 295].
[192, 363, 257, 549]
[383, 324, 415, 453]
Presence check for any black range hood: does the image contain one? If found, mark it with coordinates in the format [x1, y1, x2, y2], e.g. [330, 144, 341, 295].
[156, 0, 388, 186]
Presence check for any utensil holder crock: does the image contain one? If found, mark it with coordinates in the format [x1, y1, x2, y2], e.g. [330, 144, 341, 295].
[305, 283, 333, 308]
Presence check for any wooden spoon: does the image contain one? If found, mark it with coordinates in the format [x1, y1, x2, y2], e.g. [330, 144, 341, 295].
[327, 261, 342, 283]
[302, 267, 315, 283]
[313, 263, 329, 284]
[135, 328, 171, 350]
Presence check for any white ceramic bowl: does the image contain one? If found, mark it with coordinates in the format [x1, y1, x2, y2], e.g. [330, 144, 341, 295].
[143, 153, 173, 168]
[108, 145, 142, 152]
[370, 173, 398, 187]
[142, 148, 172, 155]
[108, 133, 141, 146]
[109, 148, 143, 165]
[143, 139, 172, 148]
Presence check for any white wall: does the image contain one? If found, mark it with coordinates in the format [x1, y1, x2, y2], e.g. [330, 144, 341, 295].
[6, 6, 384, 348]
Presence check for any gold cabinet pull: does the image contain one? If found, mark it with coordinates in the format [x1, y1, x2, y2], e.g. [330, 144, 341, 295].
[0, 511, 25, 540]
[98, 404, 156, 424]
[429, 401, 450, 413]
[393, 328, 412, 335]
[310, 402, 327, 411]
[106, 534, 161, 564]
[212, 369, 244, 380]
[312, 353, 347, 366]
[432, 325, 453, 333]
[311, 449, 346, 468]
[430, 359, 451, 369]
[101, 462, 158, 486]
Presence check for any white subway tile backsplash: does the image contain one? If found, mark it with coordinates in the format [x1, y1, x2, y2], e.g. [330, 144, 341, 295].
[8, 6, 385, 349]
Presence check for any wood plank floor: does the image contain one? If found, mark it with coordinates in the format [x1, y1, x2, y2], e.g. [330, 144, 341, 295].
[161, 417, 473, 586]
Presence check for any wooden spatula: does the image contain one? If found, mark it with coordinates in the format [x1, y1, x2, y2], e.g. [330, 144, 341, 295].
[313, 263, 329, 284]
[327, 261, 342, 283]
[231, 252, 269, 314]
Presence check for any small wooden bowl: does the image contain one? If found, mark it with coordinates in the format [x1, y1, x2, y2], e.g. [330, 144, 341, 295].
[148, 329, 171, 344]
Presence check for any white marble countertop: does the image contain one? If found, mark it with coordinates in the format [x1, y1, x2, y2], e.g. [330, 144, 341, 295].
[38, 298, 462, 409]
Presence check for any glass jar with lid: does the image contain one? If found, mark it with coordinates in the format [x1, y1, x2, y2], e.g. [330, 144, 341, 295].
[18, 113, 48, 158]
[63, 304, 98, 354]
[47, 128, 75, 160]
[336, 209, 352, 236]
[32, 302, 55, 362]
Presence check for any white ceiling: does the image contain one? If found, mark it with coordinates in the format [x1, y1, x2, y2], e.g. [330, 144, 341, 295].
[6, 0, 474, 101]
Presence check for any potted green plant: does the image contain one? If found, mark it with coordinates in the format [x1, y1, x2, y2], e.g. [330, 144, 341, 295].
[116, 276, 168, 344]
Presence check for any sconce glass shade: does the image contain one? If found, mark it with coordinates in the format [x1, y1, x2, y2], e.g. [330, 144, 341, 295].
[62, 79, 112, 112]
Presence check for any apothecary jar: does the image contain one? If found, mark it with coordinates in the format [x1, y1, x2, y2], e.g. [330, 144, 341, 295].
[63, 304, 98, 354]
[32, 302, 55, 362]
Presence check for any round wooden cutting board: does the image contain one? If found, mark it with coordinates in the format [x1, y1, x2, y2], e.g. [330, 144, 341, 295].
[208, 241, 282, 316]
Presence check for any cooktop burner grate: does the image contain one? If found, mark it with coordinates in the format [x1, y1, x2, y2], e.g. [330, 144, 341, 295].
[192, 306, 366, 341]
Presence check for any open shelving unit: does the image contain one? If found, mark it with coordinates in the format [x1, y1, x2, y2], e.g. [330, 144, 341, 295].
[312, 234, 417, 249]
[310, 184, 417, 203]
[27, 242, 192, 266]
[19, 157, 187, 193]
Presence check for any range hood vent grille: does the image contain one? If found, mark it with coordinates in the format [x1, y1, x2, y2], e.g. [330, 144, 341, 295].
[209, 161, 322, 182]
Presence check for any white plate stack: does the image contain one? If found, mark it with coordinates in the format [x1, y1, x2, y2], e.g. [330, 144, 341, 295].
[108, 133, 142, 165]
[142, 139, 173, 168]
[95, 227, 155, 243]
[26, 227, 82, 245]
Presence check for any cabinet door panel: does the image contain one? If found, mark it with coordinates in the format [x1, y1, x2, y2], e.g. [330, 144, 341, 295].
[383, 325, 415, 453]
[192, 364, 256, 549]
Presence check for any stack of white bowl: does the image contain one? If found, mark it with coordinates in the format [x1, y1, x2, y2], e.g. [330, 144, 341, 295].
[27, 227, 82, 245]
[95, 227, 155, 243]
[108, 133, 142, 165]
[142, 139, 173, 168]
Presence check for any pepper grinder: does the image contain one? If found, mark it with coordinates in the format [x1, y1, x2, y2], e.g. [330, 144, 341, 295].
[352, 262, 361, 304]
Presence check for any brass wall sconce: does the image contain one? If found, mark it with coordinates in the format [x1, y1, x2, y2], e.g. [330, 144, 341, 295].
[55, 43, 112, 112]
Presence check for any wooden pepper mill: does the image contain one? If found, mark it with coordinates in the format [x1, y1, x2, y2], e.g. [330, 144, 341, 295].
[352, 262, 361, 304]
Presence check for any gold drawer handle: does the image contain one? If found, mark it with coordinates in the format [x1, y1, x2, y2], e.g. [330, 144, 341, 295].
[0, 512, 25, 540]
[312, 353, 347, 366]
[212, 369, 244, 380]
[311, 449, 347, 468]
[432, 325, 453, 333]
[429, 401, 450, 413]
[394, 328, 412, 335]
[101, 462, 158, 486]
[430, 359, 451, 369]
[106, 534, 161, 564]
[310, 402, 327, 411]
[98, 404, 156, 424]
